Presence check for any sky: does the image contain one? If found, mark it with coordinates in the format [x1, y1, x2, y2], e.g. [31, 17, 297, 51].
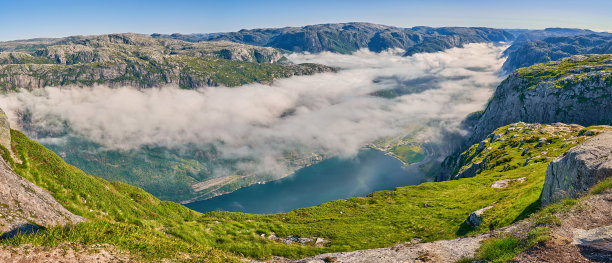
[1, 0, 611, 41]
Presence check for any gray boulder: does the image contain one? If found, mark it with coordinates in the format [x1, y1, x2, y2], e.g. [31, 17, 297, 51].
[541, 132, 612, 206]
[466, 205, 494, 228]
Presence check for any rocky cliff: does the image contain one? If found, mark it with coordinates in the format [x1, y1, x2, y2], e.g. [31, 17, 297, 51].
[0, 108, 83, 237]
[471, 54, 612, 145]
[541, 131, 612, 206]
[437, 54, 612, 181]
[0, 33, 335, 90]
[154, 22, 514, 54]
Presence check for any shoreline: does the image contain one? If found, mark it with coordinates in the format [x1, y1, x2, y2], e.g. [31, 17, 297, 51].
[182, 147, 428, 205]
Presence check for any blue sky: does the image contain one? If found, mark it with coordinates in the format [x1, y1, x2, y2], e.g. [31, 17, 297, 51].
[1, 0, 611, 41]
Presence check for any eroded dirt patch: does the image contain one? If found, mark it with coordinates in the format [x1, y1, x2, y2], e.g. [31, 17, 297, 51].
[0, 243, 134, 263]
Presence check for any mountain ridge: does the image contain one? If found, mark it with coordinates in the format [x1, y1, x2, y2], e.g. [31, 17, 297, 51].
[502, 34, 612, 73]
[0, 33, 335, 90]
[153, 22, 515, 55]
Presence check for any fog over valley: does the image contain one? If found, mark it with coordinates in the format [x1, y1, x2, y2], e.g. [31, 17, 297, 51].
[0, 43, 507, 181]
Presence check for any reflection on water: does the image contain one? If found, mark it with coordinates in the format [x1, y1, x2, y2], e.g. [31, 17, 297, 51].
[186, 149, 424, 214]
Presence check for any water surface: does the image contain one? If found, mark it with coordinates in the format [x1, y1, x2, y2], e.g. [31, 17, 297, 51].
[186, 149, 424, 214]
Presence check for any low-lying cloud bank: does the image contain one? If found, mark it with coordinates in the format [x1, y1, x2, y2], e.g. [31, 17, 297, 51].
[0, 43, 507, 177]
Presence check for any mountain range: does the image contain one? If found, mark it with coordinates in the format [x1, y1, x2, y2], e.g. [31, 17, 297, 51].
[154, 22, 515, 55]
[2, 23, 612, 204]
[0, 22, 611, 262]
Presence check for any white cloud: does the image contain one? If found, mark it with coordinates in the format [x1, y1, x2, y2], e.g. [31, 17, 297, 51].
[0, 43, 508, 178]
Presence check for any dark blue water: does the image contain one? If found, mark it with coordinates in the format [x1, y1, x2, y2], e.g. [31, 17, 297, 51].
[186, 149, 424, 214]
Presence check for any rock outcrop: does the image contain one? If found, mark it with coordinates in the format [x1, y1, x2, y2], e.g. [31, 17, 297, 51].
[541, 132, 612, 206]
[470, 54, 612, 145]
[466, 205, 494, 228]
[437, 122, 588, 181]
[0, 110, 84, 237]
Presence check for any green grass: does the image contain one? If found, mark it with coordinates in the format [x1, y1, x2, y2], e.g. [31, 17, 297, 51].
[389, 144, 425, 164]
[477, 236, 521, 262]
[591, 177, 612, 195]
[473, 227, 553, 262]
[1, 123, 606, 261]
[468, 195, 582, 262]
[0, 130, 241, 262]
[514, 54, 612, 90]
[183, 123, 601, 258]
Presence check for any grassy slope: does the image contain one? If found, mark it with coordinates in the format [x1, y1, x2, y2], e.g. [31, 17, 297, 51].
[202, 123, 605, 258]
[0, 130, 241, 262]
[2, 122, 607, 261]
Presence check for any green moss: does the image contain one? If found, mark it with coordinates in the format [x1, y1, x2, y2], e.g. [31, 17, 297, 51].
[591, 177, 612, 195]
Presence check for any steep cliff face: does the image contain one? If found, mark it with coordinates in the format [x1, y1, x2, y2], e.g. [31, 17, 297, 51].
[0, 58, 333, 90]
[470, 55, 612, 145]
[155, 23, 514, 54]
[541, 131, 612, 206]
[0, 109, 83, 237]
[436, 55, 612, 181]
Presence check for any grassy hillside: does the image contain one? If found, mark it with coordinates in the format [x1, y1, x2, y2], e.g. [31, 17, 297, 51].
[0, 130, 241, 262]
[2, 122, 608, 261]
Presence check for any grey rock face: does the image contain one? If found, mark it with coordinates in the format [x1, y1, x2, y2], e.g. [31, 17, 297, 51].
[541, 132, 612, 206]
[572, 225, 612, 252]
[0, 111, 84, 236]
[0, 109, 10, 151]
[470, 56, 612, 145]
[0, 60, 333, 90]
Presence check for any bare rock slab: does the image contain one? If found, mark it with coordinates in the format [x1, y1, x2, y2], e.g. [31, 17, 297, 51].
[541, 132, 612, 206]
